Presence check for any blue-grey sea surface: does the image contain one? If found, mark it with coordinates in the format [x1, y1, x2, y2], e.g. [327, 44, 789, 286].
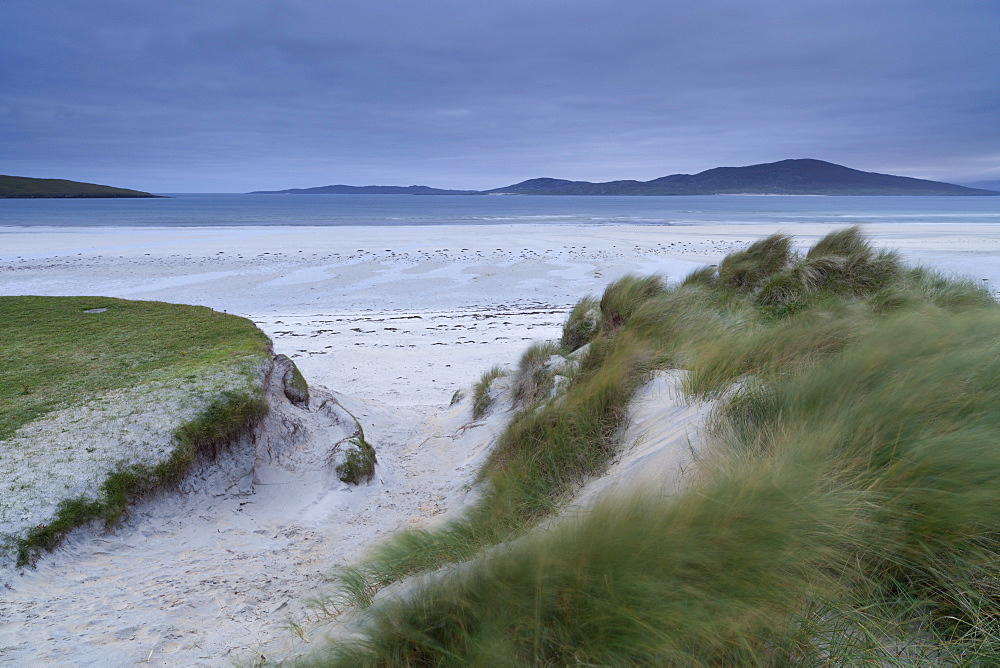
[1, 194, 998, 228]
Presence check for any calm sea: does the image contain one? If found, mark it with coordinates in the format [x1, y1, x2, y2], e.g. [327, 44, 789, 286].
[1, 193, 999, 228]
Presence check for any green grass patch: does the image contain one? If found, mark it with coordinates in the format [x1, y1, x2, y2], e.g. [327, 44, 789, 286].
[1, 296, 270, 565]
[316, 229, 1000, 665]
[0, 296, 270, 440]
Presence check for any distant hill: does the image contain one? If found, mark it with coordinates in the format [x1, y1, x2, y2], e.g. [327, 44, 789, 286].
[0, 175, 161, 198]
[962, 179, 1000, 192]
[485, 160, 999, 196]
[252, 160, 997, 197]
[250, 184, 477, 195]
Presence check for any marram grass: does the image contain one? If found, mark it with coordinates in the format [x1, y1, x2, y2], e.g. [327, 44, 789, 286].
[316, 229, 999, 666]
[558, 294, 598, 352]
[509, 340, 563, 408]
[470, 365, 506, 419]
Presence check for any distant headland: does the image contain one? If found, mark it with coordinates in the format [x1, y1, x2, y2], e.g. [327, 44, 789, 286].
[251, 159, 999, 196]
[0, 175, 162, 199]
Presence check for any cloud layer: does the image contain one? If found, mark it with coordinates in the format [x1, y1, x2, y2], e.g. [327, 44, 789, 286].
[2, 0, 998, 191]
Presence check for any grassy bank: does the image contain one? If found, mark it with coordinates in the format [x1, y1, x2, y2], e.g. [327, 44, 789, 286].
[317, 228, 999, 665]
[0, 296, 270, 565]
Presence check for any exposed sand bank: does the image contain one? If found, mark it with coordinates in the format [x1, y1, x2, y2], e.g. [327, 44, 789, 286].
[1, 221, 998, 663]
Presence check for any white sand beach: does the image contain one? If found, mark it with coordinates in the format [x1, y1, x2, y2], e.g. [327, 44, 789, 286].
[1, 221, 999, 664]
[4, 222, 998, 405]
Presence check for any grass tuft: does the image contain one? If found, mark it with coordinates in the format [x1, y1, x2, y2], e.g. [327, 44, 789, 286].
[471, 365, 507, 419]
[336, 435, 378, 485]
[559, 296, 599, 352]
[805, 224, 869, 259]
[598, 274, 665, 331]
[510, 341, 564, 408]
[680, 264, 718, 287]
[717, 232, 792, 292]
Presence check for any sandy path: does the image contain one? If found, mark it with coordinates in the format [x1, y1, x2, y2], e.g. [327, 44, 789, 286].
[0, 370, 503, 665]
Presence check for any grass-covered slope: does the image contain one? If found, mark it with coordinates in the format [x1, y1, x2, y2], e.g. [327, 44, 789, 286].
[0, 297, 270, 565]
[317, 227, 1000, 665]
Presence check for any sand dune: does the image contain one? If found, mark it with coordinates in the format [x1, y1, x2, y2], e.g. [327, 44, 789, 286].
[1, 222, 998, 663]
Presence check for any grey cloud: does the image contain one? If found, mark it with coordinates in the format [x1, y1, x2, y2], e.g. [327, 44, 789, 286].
[2, 0, 998, 191]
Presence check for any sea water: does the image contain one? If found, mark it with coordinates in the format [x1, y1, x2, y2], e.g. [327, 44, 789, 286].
[1, 193, 999, 228]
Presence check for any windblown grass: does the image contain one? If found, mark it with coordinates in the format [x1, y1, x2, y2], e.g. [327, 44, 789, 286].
[598, 273, 665, 331]
[509, 341, 563, 408]
[319, 229, 1000, 665]
[318, 481, 852, 667]
[325, 279, 659, 611]
[470, 365, 507, 419]
[559, 295, 599, 352]
[718, 232, 793, 292]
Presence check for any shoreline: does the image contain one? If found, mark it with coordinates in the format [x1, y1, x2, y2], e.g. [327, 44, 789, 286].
[3, 222, 999, 404]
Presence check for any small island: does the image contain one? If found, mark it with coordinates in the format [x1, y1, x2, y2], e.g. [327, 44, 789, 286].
[0, 175, 162, 198]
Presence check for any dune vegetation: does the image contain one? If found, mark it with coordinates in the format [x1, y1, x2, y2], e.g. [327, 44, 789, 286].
[470, 365, 507, 420]
[315, 227, 999, 665]
[0, 296, 270, 565]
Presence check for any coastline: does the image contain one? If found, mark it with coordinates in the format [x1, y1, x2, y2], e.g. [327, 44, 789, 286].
[3, 222, 999, 404]
[1, 221, 999, 662]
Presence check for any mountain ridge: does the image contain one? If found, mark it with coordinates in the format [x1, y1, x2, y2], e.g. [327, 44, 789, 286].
[485, 160, 998, 196]
[252, 159, 998, 196]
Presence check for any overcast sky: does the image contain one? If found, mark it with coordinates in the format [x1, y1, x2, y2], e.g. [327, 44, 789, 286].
[2, 0, 998, 192]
